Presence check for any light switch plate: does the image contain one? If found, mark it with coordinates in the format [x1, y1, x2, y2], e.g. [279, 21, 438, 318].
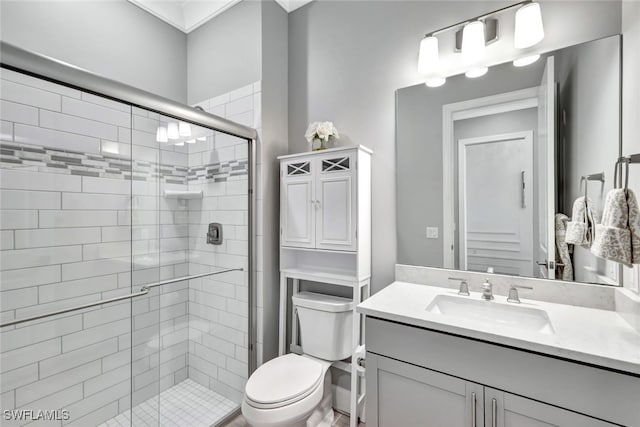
[426, 227, 439, 239]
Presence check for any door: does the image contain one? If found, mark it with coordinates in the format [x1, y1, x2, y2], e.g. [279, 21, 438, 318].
[458, 132, 534, 276]
[316, 154, 357, 251]
[281, 159, 315, 248]
[536, 56, 557, 279]
[367, 354, 483, 427]
[485, 388, 617, 427]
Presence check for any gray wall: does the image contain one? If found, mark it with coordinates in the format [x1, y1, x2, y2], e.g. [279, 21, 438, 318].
[555, 36, 621, 284]
[396, 62, 544, 269]
[259, 0, 289, 364]
[0, 0, 187, 103]
[187, 0, 262, 104]
[288, 0, 622, 293]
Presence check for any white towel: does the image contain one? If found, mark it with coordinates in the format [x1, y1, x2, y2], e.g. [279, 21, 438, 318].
[554, 213, 574, 281]
[565, 197, 598, 248]
[591, 188, 640, 266]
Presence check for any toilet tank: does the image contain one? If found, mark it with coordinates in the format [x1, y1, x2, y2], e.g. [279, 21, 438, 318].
[292, 292, 354, 361]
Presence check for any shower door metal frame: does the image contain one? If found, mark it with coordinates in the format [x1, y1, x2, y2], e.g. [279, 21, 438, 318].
[0, 41, 259, 375]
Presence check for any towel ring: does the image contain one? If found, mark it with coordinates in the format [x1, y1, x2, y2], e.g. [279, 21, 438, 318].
[614, 158, 630, 190]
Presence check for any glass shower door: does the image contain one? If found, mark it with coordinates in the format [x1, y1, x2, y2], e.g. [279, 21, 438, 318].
[0, 67, 135, 426]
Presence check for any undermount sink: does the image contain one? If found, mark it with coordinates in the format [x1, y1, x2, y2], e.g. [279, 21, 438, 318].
[426, 294, 555, 334]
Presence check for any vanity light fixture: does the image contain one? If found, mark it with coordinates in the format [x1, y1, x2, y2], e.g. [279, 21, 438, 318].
[418, 36, 447, 87]
[417, 0, 545, 86]
[178, 121, 191, 137]
[167, 122, 180, 139]
[156, 125, 168, 143]
[514, 2, 544, 49]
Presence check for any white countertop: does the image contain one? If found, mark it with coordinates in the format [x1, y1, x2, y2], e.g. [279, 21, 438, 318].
[357, 281, 640, 375]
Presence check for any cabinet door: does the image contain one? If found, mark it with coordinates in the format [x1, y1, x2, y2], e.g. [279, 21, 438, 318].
[367, 353, 483, 427]
[315, 153, 357, 251]
[281, 160, 315, 248]
[485, 388, 618, 427]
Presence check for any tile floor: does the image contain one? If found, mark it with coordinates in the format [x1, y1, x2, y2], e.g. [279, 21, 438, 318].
[99, 379, 237, 427]
[220, 411, 365, 427]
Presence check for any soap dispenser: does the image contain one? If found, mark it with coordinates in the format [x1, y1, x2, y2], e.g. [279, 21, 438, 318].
[481, 278, 494, 301]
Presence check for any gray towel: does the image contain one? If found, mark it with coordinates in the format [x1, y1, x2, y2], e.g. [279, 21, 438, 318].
[554, 213, 574, 281]
[591, 188, 640, 266]
[565, 197, 598, 248]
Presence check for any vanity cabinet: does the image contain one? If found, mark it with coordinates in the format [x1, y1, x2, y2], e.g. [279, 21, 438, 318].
[281, 147, 369, 252]
[365, 317, 639, 427]
[368, 354, 615, 427]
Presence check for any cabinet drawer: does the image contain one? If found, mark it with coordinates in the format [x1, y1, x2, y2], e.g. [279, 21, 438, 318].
[366, 317, 640, 426]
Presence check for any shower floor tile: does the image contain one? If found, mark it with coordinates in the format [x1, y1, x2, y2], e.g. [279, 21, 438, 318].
[99, 379, 237, 427]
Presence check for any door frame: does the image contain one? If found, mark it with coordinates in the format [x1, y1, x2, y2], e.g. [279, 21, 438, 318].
[457, 131, 534, 272]
[442, 87, 539, 269]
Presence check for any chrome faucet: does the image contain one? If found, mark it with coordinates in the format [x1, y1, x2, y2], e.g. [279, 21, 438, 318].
[481, 279, 494, 301]
[449, 277, 470, 296]
[507, 285, 533, 304]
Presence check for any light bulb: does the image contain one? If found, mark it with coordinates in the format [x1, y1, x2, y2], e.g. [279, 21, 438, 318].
[425, 77, 446, 87]
[178, 121, 191, 137]
[465, 67, 488, 78]
[418, 36, 440, 75]
[514, 2, 544, 49]
[167, 122, 179, 140]
[461, 21, 486, 66]
[156, 126, 168, 143]
[513, 54, 541, 67]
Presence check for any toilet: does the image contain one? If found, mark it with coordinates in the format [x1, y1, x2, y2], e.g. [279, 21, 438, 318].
[241, 291, 354, 427]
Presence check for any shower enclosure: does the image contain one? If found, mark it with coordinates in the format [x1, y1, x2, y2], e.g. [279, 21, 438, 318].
[0, 43, 257, 426]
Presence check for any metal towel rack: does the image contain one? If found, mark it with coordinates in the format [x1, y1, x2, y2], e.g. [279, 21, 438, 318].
[614, 154, 640, 189]
[0, 268, 243, 328]
[580, 172, 605, 198]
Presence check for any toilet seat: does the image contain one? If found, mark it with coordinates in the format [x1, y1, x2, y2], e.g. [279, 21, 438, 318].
[245, 354, 324, 409]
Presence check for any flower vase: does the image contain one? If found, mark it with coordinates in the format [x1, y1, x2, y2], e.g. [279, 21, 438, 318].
[312, 138, 327, 151]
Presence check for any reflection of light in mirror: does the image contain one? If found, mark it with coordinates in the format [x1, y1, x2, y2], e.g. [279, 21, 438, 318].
[197, 136, 206, 141]
[174, 141, 185, 146]
[514, 2, 545, 49]
[425, 77, 446, 88]
[513, 54, 541, 67]
[179, 121, 191, 137]
[186, 139, 196, 144]
[156, 125, 168, 143]
[167, 122, 179, 139]
[465, 67, 488, 78]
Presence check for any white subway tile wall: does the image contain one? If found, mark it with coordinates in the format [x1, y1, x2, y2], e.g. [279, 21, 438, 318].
[187, 82, 258, 403]
[0, 69, 251, 426]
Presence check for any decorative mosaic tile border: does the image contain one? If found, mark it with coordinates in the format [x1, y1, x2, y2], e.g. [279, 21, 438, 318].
[0, 142, 247, 184]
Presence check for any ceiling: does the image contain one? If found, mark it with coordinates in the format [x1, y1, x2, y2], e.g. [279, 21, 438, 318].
[128, 0, 314, 33]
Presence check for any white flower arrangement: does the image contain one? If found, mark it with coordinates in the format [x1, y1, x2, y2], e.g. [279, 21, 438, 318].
[305, 121, 340, 150]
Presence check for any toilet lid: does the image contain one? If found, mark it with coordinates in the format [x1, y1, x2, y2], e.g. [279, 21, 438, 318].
[245, 354, 323, 408]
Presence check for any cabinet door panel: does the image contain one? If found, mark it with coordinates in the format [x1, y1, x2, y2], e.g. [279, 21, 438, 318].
[281, 164, 315, 248]
[486, 388, 617, 427]
[316, 154, 357, 251]
[368, 354, 482, 427]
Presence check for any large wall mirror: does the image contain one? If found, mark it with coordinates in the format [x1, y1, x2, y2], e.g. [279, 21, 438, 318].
[396, 34, 622, 286]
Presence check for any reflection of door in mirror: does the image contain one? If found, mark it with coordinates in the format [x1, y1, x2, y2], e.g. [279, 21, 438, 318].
[458, 132, 533, 276]
[537, 56, 557, 279]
